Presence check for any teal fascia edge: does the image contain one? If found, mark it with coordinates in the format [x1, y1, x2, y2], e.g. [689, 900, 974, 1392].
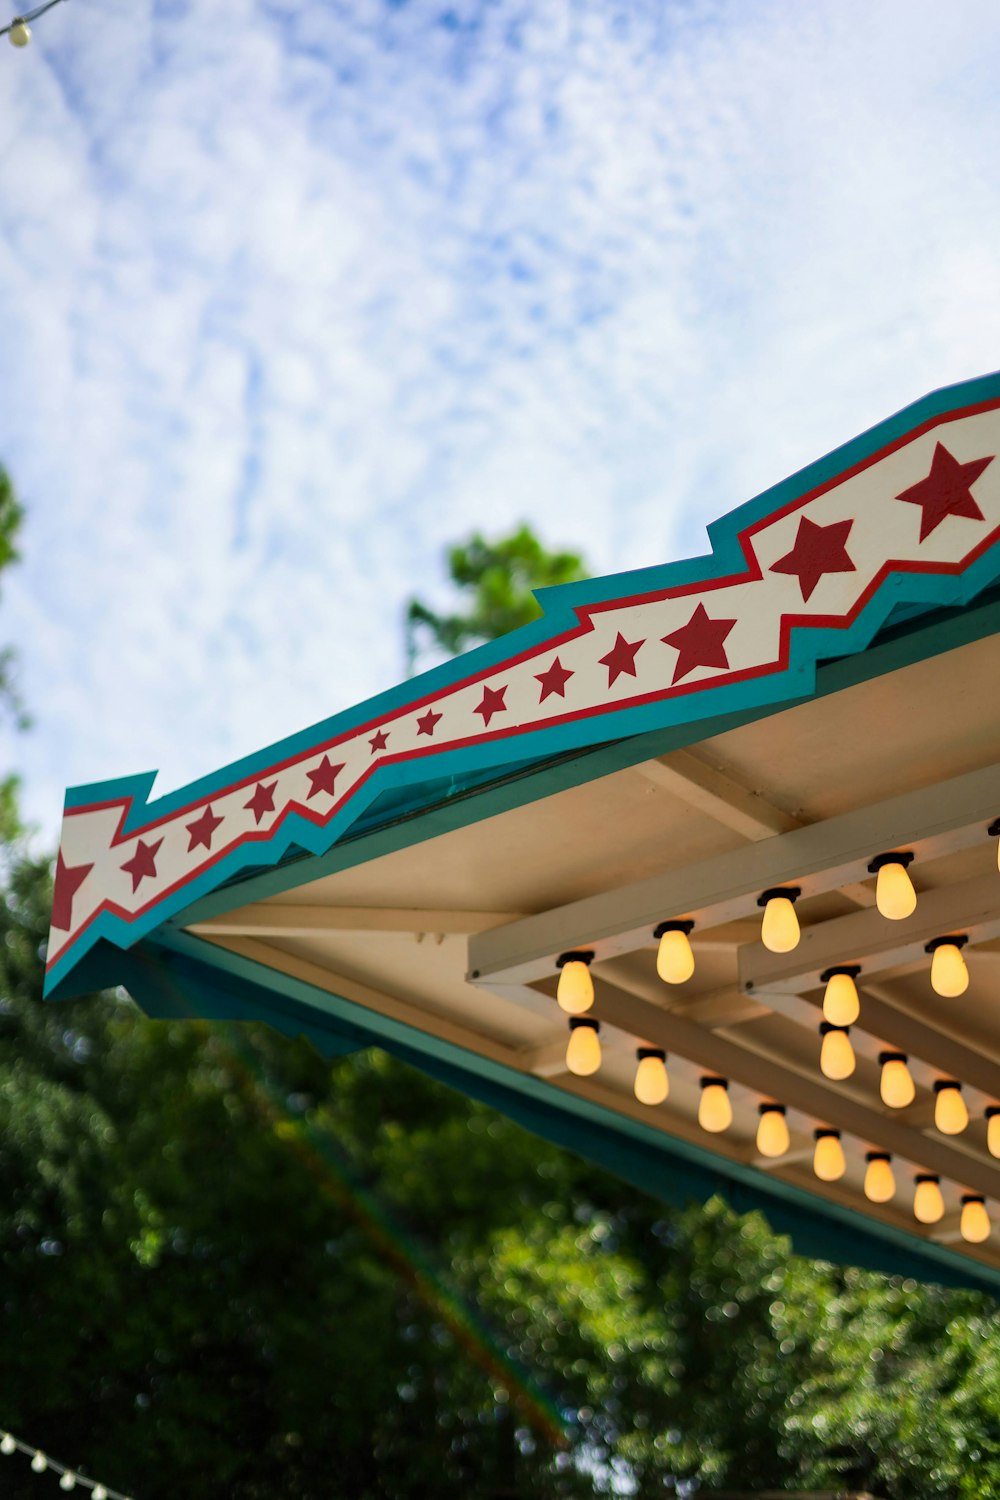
[109, 928, 1000, 1299]
[46, 369, 1000, 995]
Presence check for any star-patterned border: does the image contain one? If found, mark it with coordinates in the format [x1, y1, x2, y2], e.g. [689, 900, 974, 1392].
[46, 373, 1000, 995]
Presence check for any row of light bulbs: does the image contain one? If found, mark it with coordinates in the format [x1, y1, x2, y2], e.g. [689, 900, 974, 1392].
[0, 1428, 130, 1497]
[554, 845, 983, 1025]
[562, 1025, 991, 1243]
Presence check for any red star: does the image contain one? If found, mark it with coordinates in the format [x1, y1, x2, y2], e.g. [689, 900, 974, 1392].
[121, 838, 163, 894]
[306, 755, 344, 799]
[245, 780, 277, 825]
[599, 631, 644, 687]
[51, 851, 93, 931]
[186, 804, 224, 852]
[369, 729, 390, 753]
[661, 602, 737, 684]
[896, 442, 993, 542]
[535, 656, 574, 702]
[474, 684, 507, 727]
[770, 516, 856, 602]
[416, 708, 442, 737]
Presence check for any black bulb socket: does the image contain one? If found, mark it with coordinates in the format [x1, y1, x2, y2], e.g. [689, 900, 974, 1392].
[866, 1151, 891, 1163]
[653, 919, 694, 938]
[867, 851, 914, 874]
[568, 1017, 599, 1033]
[636, 1046, 666, 1063]
[556, 950, 594, 969]
[814, 1128, 840, 1142]
[758, 1103, 786, 1117]
[819, 1021, 850, 1036]
[820, 964, 861, 983]
[879, 1051, 908, 1066]
[758, 886, 801, 907]
[924, 934, 968, 954]
[933, 1080, 962, 1095]
[700, 1076, 728, 1091]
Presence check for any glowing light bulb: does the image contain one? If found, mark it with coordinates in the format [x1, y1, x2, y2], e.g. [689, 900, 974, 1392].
[813, 1130, 846, 1182]
[759, 887, 801, 953]
[556, 951, 595, 1015]
[819, 1024, 856, 1080]
[61, 1473, 77, 1491]
[698, 1077, 732, 1133]
[32, 1452, 47, 1473]
[879, 1052, 915, 1109]
[913, 1174, 944, 1224]
[934, 1081, 969, 1135]
[8, 19, 31, 46]
[756, 1104, 789, 1158]
[822, 966, 861, 1026]
[986, 1107, 1000, 1159]
[927, 937, 969, 998]
[565, 1019, 601, 1076]
[634, 1048, 669, 1105]
[654, 921, 695, 984]
[961, 1194, 991, 1244]
[864, 1152, 895, 1203]
[0, 1434, 14, 1455]
[93, 1488, 108, 1500]
[868, 852, 917, 919]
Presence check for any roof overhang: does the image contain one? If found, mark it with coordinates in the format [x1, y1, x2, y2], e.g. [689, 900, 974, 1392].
[46, 370, 1000, 1294]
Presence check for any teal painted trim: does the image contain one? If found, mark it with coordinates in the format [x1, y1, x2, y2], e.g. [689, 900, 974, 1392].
[60, 368, 1000, 832]
[47, 372, 1000, 994]
[110, 927, 1000, 1298]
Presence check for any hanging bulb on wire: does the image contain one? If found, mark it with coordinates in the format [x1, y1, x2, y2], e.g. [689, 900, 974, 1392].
[821, 965, 861, 1026]
[555, 951, 595, 1015]
[986, 1107, 1000, 1159]
[0, 1434, 13, 1456]
[819, 1022, 856, 1080]
[960, 1194, 991, 1244]
[565, 1019, 601, 1076]
[7, 18, 31, 45]
[698, 1077, 732, 1133]
[926, 936, 969, 998]
[758, 887, 801, 953]
[913, 1174, 945, 1224]
[60, 1473, 77, 1491]
[879, 1051, 916, 1108]
[868, 852, 917, 919]
[864, 1151, 895, 1203]
[633, 1048, 669, 1105]
[653, 920, 695, 984]
[756, 1104, 789, 1158]
[933, 1081, 969, 1135]
[813, 1129, 846, 1182]
[31, 1452, 47, 1472]
[93, 1487, 108, 1500]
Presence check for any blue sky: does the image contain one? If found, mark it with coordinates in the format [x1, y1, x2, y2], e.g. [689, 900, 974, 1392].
[2, 0, 1000, 841]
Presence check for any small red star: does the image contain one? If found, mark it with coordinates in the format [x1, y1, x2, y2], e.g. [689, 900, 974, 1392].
[245, 780, 277, 825]
[51, 851, 93, 931]
[474, 684, 507, 727]
[770, 516, 856, 602]
[599, 631, 644, 687]
[186, 804, 224, 852]
[535, 656, 574, 702]
[661, 603, 737, 684]
[369, 729, 390, 753]
[121, 838, 163, 894]
[416, 708, 442, 737]
[896, 442, 994, 542]
[306, 755, 344, 799]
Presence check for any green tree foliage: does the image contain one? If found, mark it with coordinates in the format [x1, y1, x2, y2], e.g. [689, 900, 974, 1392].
[1, 516, 1000, 1495]
[405, 524, 586, 672]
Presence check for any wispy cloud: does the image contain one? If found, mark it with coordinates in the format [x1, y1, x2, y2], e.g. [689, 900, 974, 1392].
[1, 0, 1000, 838]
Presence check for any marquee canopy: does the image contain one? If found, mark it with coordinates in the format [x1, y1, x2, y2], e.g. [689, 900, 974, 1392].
[46, 370, 1000, 1295]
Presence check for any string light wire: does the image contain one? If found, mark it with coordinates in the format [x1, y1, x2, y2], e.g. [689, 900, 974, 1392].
[0, 1428, 134, 1498]
[1, 0, 69, 45]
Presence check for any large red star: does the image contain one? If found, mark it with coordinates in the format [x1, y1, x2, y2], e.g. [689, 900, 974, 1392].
[896, 442, 994, 542]
[186, 804, 224, 852]
[245, 780, 277, 825]
[51, 851, 93, 931]
[599, 631, 644, 687]
[306, 755, 344, 799]
[660, 603, 737, 684]
[416, 708, 442, 737]
[474, 684, 507, 727]
[369, 729, 389, 754]
[121, 838, 163, 894]
[770, 516, 856, 602]
[535, 656, 574, 702]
